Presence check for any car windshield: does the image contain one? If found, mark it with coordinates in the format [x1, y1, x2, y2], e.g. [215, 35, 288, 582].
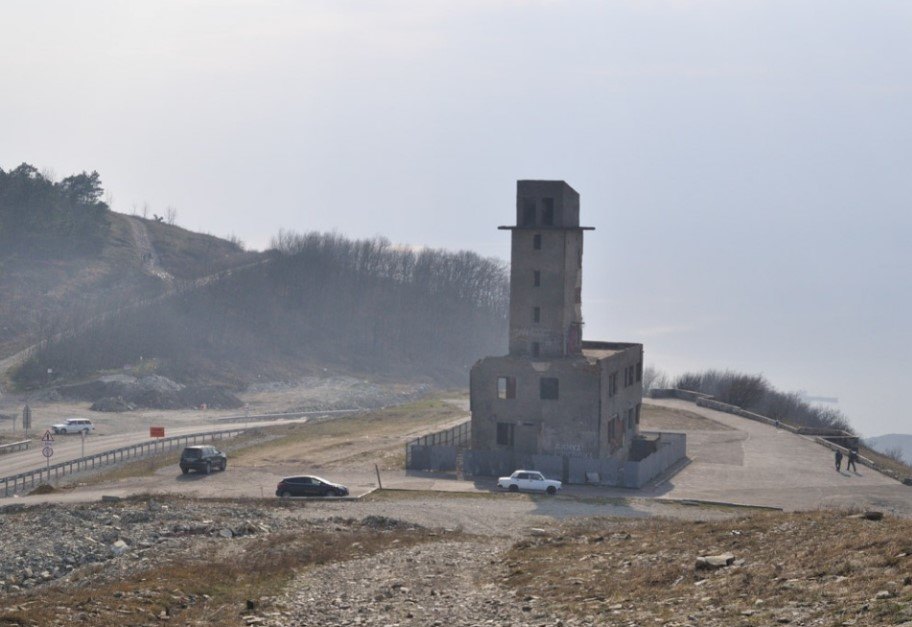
[182, 449, 202, 458]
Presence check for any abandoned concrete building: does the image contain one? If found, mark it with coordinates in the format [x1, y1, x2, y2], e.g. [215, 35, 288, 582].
[406, 180, 685, 487]
[467, 179, 646, 476]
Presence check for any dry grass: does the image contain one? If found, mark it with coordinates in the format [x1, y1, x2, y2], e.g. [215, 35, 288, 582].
[501, 510, 912, 625]
[859, 444, 912, 482]
[0, 520, 455, 626]
[640, 403, 734, 431]
[229, 397, 467, 468]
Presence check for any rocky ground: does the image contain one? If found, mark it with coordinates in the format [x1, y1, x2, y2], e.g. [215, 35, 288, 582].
[1, 494, 910, 626]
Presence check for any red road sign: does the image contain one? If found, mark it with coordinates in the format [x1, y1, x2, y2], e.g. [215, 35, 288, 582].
[41, 430, 54, 443]
[150, 427, 165, 438]
[42, 446, 53, 458]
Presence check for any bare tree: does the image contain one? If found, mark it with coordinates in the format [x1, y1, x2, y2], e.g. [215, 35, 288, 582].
[165, 206, 178, 225]
[642, 366, 669, 392]
[142, 202, 150, 219]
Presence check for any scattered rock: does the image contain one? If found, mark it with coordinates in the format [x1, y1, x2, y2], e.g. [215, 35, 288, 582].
[111, 540, 129, 556]
[875, 590, 893, 600]
[695, 553, 736, 570]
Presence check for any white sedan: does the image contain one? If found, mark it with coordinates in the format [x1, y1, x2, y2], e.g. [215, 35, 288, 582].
[497, 470, 562, 495]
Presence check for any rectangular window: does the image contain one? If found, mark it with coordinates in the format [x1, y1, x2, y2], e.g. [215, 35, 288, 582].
[533, 270, 541, 287]
[533, 233, 542, 250]
[496, 422, 514, 446]
[635, 403, 641, 425]
[636, 361, 642, 382]
[497, 376, 516, 400]
[540, 377, 559, 400]
[627, 408, 635, 430]
[533, 307, 541, 323]
[522, 199, 535, 226]
[541, 198, 554, 226]
[608, 418, 616, 440]
[609, 371, 618, 397]
[531, 342, 540, 357]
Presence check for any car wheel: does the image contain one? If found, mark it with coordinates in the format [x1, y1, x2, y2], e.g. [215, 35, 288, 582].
[280, 491, 292, 498]
[334, 489, 345, 497]
[546, 485, 557, 495]
[220, 460, 227, 471]
[181, 467, 189, 475]
[508, 484, 519, 493]
[204, 462, 211, 475]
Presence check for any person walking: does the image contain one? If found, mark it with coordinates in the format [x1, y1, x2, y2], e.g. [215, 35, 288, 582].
[847, 448, 858, 473]
[835, 449, 843, 472]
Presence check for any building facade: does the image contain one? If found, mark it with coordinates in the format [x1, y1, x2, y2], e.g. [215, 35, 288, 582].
[470, 181, 644, 470]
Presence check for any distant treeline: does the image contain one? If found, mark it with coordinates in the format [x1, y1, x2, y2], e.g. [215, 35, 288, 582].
[646, 368, 852, 433]
[0, 163, 110, 255]
[14, 231, 509, 387]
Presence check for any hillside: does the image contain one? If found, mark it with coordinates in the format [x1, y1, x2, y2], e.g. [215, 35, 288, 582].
[12, 232, 509, 391]
[0, 164, 257, 358]
[866, 434, 912, 465]
[2, 165, 509, 397]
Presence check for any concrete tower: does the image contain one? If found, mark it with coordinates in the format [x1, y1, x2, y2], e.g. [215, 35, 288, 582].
[500, 181, 593, 358]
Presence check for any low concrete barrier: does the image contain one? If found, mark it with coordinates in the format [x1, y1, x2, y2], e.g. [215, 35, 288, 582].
[651, 388, 908, 483]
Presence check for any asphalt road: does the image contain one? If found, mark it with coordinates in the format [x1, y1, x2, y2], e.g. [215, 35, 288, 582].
[0, 417, 310, 479]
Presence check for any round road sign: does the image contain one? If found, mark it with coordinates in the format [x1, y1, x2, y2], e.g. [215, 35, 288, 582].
[42, 446, 53, 458]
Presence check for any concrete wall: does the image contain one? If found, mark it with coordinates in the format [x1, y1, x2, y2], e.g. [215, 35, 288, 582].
[407, 445, 457, 471]
[508, 228, 583, 358]
[462, 430, 686, 487]
[471, 355, 602, 457]
[622, 432, 686, 488]
[595, 346, 644, 457]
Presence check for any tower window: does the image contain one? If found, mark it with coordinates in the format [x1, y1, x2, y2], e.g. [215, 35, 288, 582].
[531, 342, 540, 357]
[497, 376, 516, 400]
[533, 270, 541, 287]
[496, 422, 515, 446]
[533, 307, 540, 323]
[541, 198, 554, 226]
[533, 234, 542, 250]
[539, 377, 559, 400]
[522, 199, 536, 226]
[636, 361, 642, 382]
[609, 371, 618, 397]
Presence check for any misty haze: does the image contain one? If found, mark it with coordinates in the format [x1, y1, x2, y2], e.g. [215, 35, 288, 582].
[1, 2, 910, 625]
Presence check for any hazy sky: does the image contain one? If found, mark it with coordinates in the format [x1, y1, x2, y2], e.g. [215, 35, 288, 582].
[2, 1, 910, 436]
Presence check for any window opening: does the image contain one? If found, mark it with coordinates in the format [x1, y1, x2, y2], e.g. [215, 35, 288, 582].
[540, 377, 559, 400]
[533, 233, 542, 250]
[522, 199, 536, 226]
[496, 422, 515, 446]
[541, 198, 554, 226]
[497, 376, 516, 400]
[533, 270, 541, 287]
[533, 307, 541, 323]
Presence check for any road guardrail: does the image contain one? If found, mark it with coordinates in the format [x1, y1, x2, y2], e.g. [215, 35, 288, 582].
[0, 428, 246, 497]
[0, 440, 31, 456]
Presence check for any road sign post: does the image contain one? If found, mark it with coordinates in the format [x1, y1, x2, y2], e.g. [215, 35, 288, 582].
[41, 430, 54, 474]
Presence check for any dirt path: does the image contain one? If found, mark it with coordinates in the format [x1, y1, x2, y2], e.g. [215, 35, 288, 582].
[124, 216, 174, 283]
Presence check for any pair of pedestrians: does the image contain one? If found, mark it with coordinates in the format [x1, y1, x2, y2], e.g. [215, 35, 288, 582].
[834, 448, 858, 473]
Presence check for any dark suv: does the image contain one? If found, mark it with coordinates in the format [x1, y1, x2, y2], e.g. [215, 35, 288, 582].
[276, 476, 348, 498]
[179, 445, 227, 475]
